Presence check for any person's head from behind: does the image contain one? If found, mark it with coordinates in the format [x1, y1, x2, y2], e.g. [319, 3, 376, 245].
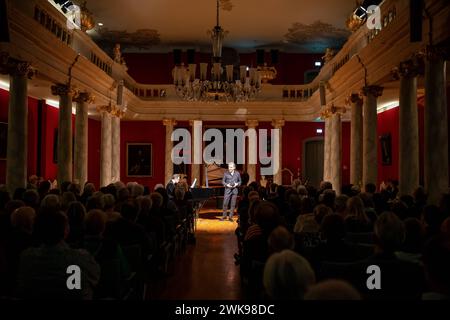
[335, 195, 349, 214]
[120, 200, 139, 222]
[268, 226, 295, 254]
[321, 213, 346, 242]
[40, 194, 61, 212]
[248, 191, 260, 203]
[321, 189, 336, 210]
[62, 192, 77, 210]
[11, 207, 36, 235]
[422, 235, 450, 296]
[22, 189, 40, 209]
[116, 187, 130, 202]
[402, 217, 425, 253]
[83, 183, 96, 195]
[34, 210, 68, 245]
[102, 194, 116, 212]
[300, 196, 314, 215]
[248, 199, 261, 224]
[85, 209, 107, 236]
[137, 196, 153, 213]
[66, 201, 86, 228]
[37, 180, 51, 195]
[365, 183, 376, 194]
[346, 196, 369, 223]
[131, 184, 145, 198]
[254, 201, 280, 235]
[67, 183, 81, 197]
[374, 212, 405, 254]
[172, 174, 181, 184]
[263, 250, 315, 300]
[150, 192, 163, 209]
[304, 280, 361, 300]
[313, 204, 332, 225]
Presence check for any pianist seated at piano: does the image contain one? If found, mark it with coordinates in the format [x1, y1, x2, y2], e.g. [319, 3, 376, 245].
[166, 174, 181, 199]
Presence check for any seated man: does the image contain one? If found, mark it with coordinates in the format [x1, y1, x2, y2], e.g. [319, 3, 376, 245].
[17, 210, 100, 299]
[166, 174, 181, 200]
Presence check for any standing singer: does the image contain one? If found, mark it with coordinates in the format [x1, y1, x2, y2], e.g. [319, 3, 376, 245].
[221, 162, 241, 221]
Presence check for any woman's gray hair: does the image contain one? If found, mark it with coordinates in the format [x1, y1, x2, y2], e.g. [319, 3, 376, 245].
[263, 249, 315, 300]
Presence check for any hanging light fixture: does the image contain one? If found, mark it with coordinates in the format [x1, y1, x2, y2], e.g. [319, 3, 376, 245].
[172, 0, 261, 102]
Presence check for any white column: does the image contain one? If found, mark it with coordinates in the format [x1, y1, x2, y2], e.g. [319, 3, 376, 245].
[51, 83, 76, 186]
[100, 111, 112, 187]
[362, 85, 383, 187]
[246, 120, 259, 184]
[163, 119, 177, 184]
[74, 92, 93, 188]
[323, 117, 331, 182]
[272, 119, 285, 185]
[190, 120, 202, 185]
[111, 115, 121, 183]
[350, 94, 363, 187]
[397, 60, 419, 196]
[424, 47, 449, 205]
[1, 56, 34, 193]
[330, 112, 342, 194]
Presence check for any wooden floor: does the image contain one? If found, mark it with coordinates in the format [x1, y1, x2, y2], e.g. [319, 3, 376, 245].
[153, 210, 243, 300]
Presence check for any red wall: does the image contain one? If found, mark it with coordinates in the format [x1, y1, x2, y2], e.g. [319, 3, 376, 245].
[120, 121, 166, 188]
[0, 88, 101, 188]
[123, 52, 323, 85]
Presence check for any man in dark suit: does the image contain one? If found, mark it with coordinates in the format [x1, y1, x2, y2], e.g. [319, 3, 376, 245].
[221, 162, 241, 221]
[166, 174, 181, 200]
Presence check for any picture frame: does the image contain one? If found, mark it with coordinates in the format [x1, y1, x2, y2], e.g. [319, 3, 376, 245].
[126, 143, 153, 177]
[0, 122, 7, 160]
[380, 133, 392, 166]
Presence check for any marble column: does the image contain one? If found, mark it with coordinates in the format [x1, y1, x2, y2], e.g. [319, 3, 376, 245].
[190, 120, 202, 186]
[51, 83, 77, 186]
[111, 115, 121, 183]
[362, 85, 383, 188]
[100, 111, 112, 187]
[330, 112, 342, 194]
[73, 92, 94, 188]
[397, 60, 420, 196]
[1, 57, 34, 193]
[272, 119, 285, 185]
[350, 94, 363, 187]
[323, 116, 331, 182]
[246, 120, 259, 184]
[424, 47, 449, 205]
[163, 119, 177, 184]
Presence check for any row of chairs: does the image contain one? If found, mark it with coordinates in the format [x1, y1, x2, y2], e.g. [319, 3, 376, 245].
[95, 213, 195, 300]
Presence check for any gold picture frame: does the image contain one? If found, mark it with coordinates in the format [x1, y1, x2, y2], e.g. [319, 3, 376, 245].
[126, 143, 153, 177]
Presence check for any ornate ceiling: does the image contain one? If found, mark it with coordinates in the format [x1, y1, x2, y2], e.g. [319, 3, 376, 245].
[76, 0, 356, 53]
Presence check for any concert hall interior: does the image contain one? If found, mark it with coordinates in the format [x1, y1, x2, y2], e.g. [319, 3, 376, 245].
[1, 0, 450, 303]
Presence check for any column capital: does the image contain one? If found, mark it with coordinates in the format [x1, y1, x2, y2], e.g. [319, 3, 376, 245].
[111, 105, 125, 118]
[96, 103, 113, 114]
[322, 105, 346, 119]
[362, 85, 383, 98]
[163, 119, 178, 127]
[391, 57, 424, 79]
[73, 91, 95, 104]
[246, 120, 259, 128]
[51, 83, 78, 97]
[271, 119, 285, 128]
[347, 93, 363, 106]
[189, 119, 202, 126]
[0, 53, 36, 79]
[424, 45, 450, 61]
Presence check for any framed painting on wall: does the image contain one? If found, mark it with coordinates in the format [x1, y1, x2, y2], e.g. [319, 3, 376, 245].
[0, 122, 7, 160]
[126, 143, 152, 177]
[380, 133, 392, 166]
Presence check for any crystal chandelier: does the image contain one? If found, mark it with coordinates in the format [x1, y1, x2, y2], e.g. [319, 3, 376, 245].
[172, 0, 261, 102]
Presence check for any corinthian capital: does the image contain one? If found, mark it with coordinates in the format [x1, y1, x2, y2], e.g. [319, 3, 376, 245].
[51, 83, 78, 97]
[163, 119, 178, 127]
[245, 120, 259, 128]
[271, 119, 285, 128]
[362, 85, 383, 98]
[74, 91, 95, 104]
[0, 53, 36, 79]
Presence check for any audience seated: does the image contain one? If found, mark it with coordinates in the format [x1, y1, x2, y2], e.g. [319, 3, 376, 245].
[422, 235, 450, 300]
[344, 196, 372, 232]
[17, 210, 100, 299]
[263, 249, 315, 300]
[304, 279, 361, 300]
